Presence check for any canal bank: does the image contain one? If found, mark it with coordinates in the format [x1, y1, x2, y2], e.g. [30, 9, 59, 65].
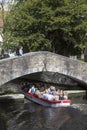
[0, 94, 24, 100]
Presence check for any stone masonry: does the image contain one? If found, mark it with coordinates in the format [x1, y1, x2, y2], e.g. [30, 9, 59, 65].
[0, 51, 87, 86]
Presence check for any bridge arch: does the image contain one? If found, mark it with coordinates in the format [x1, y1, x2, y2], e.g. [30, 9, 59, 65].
[0, 51, 87, 86]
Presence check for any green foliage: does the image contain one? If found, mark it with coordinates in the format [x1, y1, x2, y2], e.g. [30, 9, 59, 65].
[3, 0, 87, 55]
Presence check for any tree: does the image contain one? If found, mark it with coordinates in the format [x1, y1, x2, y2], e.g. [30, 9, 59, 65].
[46, 0, 87, 55]
[0, 0, 7, 47]
[3, 0, 87, 55]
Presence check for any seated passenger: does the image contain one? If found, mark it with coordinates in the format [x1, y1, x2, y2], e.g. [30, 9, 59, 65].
[60, 90, 64, 100]
[48, 86, 56, 95]
[63, 91, 68, 100]
[54, 95, 59, 101]
[42, 93, 54, 100]
[28, 85, 35, 94]
[57, 90, 64, 100]
[35, 89, 41, 98]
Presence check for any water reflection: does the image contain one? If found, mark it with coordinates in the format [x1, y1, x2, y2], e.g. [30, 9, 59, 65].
[0, 99, 87, 130]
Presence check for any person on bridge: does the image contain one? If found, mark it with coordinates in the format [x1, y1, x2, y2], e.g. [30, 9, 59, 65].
[19, 46, 23, 56]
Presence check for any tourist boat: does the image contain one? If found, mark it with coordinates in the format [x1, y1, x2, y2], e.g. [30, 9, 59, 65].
[20, 87, 71, 107]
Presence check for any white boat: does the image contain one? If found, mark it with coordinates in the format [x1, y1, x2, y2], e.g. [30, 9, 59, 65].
[21, 89, 71, 107]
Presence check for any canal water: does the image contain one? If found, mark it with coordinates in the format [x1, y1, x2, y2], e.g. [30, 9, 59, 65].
[0, 84, 87, 130]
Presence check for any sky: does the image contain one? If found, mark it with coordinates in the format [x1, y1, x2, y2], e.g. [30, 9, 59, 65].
[0, 0, 14, 10]
[0, 0, 7, 10]
[0, 0, 8, 2]
[0, 0, 14, 2]
[0, 0, 14, 4]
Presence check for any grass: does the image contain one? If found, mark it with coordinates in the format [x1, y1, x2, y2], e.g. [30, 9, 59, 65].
[78, 58, 84, 62]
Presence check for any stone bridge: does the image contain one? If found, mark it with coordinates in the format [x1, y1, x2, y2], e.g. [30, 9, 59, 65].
[0, 51, 87, 86]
